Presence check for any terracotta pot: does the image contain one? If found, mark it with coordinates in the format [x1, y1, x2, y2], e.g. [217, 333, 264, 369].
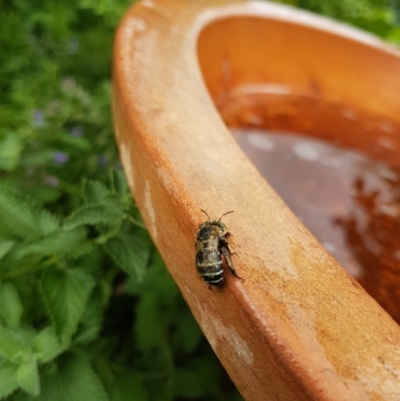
[113, 1, 400, 400]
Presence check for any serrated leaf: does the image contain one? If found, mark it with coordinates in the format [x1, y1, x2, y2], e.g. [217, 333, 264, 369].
[15, 227, 92, 259]
[35, 209, 60, 238]
[0, 282, 23, 329]
[17, 357, 40, 396]
[135, 294, 163, 351]
[83, 180, 111, 205]
[110, 170, 129, 200]
[0, 325, 31, 362]
[0, 185, 59, 239]
[0, 189, 43, 239]
[73, 285, 107, 345]
[0, 359, 19, 399]
[64, 203, 124, 230]
[40, 268, 95, 342]
[35, 353, 109, 401]
[104, 231, 151, 281]
[113, 372, 148, 401]
[34, 327, 66, 364]
[0, 239, 15, 260]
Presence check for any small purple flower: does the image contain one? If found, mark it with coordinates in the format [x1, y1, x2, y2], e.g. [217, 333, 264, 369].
[61, 77, 76, 92]
[32, 110, 45, 127]
[54, 151, 69, 165]
[70, 126, 83, 137]
[67, 37, 79, 54]
[44, 176, 59, 187]
[98, 154, 108, 167]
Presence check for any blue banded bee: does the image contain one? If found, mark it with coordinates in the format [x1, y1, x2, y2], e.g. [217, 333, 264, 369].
[195, 210, 243, 287]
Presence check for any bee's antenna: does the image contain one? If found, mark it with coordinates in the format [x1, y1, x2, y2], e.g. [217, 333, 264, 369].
[201, 209, 211, 220]
[218, 210, 234, 221]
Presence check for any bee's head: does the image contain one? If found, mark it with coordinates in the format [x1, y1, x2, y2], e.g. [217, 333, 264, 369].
[197, 220, 226, 240]
[214, 220, 227, 235]
[198, 210, 232, 236]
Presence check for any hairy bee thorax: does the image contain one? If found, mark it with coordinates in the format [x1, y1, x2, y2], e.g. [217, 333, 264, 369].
[197, 221, 226, 241]
[195, 210, 243, 288]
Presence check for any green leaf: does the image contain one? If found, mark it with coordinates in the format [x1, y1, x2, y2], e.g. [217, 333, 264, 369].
[104, 230, 151, 281]
[28, 185, 62, 205]
[0, 282, 23, 329]
[83, 180, 111, 205]
[109, 170, 129, 200]
[125, 251, 178, 301]
[79, 247, 102, 275]
[0, 133, 23, 171]
[34, 327, 66, 364]
[40, 268, 95, 341]
[35, 353, 109, 401]
[0, 185, 59, 239]
[135, 294, 163, 351]
[0, 325, 31, 362]
[21, 150, 57, 167]
[14, 227, 92, 259]
[73, 285, 107, 345]
[0, 239, 15, 260]
[112, 372, 148, 401]
[0, 189, 41, 239]
[51, 132, 92, 151]
[0, 359, 19, 399]
[17, 357, 40, 396]
[36, 209, 61, 238]
[64, 203, 124, 230]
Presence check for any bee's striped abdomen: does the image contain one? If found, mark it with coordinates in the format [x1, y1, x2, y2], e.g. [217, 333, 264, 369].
[195, 230, 224, 286]
[196, 248, 224, 285]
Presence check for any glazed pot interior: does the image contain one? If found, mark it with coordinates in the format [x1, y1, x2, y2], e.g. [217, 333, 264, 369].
[197, 15, 400, 165]
[197, 14, 400, 322]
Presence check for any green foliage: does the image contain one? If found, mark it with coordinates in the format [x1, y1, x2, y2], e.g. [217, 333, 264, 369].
[18, 353, 110, 401]
[40, 268, 95, 341]
[105, 229, 151, 281]
[17, 357, 40, 397]
[278, 0, 400, 42]
[0, 184, 59, 239]
[0, 0, 398, 400]
[0, 360, 19, 399]
[0, 283, 23, 329]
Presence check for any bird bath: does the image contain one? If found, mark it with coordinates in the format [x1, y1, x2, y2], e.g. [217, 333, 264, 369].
[113, 1, 400, 400]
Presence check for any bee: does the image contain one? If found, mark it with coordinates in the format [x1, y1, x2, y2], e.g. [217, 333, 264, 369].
[195, 210, 243, 287]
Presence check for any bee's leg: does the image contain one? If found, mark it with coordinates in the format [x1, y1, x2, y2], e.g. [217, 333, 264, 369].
[225, 241, 237, 256]
[220, 234, 237, 255]
[221, 246, 244, 282]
